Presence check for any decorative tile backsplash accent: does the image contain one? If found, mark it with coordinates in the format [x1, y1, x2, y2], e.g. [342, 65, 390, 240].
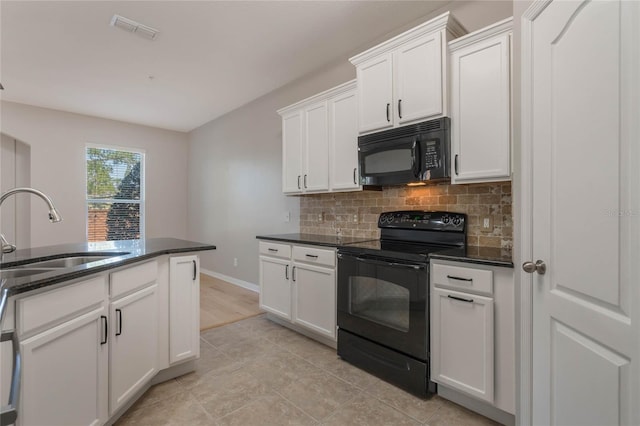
[300, 182, 512, 250]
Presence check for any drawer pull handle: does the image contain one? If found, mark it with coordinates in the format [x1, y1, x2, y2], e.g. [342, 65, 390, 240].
[448, 295, 474, 303]
[100, 315, 108, 344]
[305, 254, 319, 259]
[446, 275, 473, 282]
[268, 248, 278, 252]
[115, 309, 123, 336]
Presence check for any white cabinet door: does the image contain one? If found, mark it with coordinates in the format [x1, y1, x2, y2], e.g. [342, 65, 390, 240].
[330, 89, 360, 191]
[109, 284, 158, 415]
[259, 256, 292, 320]
[451, 31, 511, 184]
[292, 262, 336, 340]
[431, 287, 494, 403]
[304, 101, 329, 192]
[395, 31, 443, 125]
[20, 307, 108, 426]
[357, 53, 393, 133]
[282, 110, 303, 194]
[169, 255, 200, 364]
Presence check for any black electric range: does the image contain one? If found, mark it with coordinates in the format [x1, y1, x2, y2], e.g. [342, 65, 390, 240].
[336, 210, 466, 397]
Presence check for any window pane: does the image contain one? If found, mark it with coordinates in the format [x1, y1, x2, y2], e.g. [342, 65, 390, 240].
[348, 276, 410, 331]
[88, 202, 140, 242]
[87, 147, 141, 200]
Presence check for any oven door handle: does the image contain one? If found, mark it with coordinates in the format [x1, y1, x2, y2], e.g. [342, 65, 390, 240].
[350, 255, 425, 271]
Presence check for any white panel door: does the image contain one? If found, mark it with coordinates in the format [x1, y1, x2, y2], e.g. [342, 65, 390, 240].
[292, 262, 336, 339]
[20, 307, 108, 426]
[169, 255, 200, 364]
[395, 31, 443, 125]
[304, 101, 329, 192]
[431, 288, 494, 403]
[357, 53, 393, 133]
[451, 33, 511, 184]
[329, 89, 360, 191]
[282, 110, 303, 193]
[525, 1, 640, 424]
[259, 256, 292, 320]
[109, 284, 158, 415]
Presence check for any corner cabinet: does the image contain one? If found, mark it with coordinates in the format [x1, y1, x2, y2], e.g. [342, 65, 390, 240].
[430, 259, 515, 415]
[449, 18, 513, 184]
[259, 241, 336, 342]
[279, 80, 360, 195]
[350, 12, 466, 134]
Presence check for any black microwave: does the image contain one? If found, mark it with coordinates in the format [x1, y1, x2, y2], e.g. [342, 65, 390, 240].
[358, 117, 450, 186]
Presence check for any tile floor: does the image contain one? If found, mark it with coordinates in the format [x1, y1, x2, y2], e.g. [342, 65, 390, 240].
[116, 314, 500, 426]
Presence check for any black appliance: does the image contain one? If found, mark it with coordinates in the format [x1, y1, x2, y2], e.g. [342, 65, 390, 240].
[337, 210, 466, 397]
[358, 117, 450, 186]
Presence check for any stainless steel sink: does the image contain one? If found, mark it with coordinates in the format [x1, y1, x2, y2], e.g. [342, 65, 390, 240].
[1, 252, 129, 272]
[1, 267, 58, 279]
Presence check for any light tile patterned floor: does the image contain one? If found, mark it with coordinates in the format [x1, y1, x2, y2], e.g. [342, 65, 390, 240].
[116, 314, 500, 426]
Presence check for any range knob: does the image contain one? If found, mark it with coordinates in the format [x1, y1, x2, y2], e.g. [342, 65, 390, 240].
[442, 215, 450, 224]
[452, 216, 462, 226]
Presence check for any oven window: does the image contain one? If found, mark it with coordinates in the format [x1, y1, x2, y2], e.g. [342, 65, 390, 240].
[364, 149, 411, 174]
[349, 276, 410, 331]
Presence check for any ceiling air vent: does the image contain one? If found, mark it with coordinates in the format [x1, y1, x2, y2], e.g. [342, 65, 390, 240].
[110, 14, 159, 40]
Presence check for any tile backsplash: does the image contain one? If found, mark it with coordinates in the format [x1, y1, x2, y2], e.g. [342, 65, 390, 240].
[300, 182, 512, 250]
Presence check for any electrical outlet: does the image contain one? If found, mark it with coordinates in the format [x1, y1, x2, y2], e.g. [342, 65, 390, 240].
[233, 258, 238, 267]
[353, 214, 359, 223]
[284, 211, 290, 222]
[482, 216, 493, 230]
[318, 212, 324, 223]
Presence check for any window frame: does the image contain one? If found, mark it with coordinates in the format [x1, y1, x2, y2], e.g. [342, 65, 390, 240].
[85, 143, 146, 242]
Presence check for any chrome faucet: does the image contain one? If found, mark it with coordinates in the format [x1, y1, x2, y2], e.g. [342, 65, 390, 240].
[0, 187, 62, 256]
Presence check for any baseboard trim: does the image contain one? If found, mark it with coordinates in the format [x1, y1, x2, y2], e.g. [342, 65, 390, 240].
[200, 268, 259, 293]
[438, 385, 515, 426]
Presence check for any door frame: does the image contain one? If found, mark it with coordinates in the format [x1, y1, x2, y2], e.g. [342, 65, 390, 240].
[518, 1, 554, 425]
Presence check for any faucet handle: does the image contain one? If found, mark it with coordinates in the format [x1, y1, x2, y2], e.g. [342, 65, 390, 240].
[0, 233, 16, 254]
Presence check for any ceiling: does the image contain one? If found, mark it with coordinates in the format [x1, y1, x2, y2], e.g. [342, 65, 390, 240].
[0, 1, 450, 132]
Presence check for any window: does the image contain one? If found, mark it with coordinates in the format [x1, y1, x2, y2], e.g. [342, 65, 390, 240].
[86, 145, 145, 242]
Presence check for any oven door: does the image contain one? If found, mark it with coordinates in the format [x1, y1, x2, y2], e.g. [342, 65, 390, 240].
[337, 252, 428, 360]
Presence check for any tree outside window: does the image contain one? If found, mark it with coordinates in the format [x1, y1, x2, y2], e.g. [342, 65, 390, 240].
[86, 146, 144, 241]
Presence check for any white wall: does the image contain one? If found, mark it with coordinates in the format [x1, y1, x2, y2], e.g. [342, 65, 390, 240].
[187, 0, 512, 286]
[0, 101, 189, 247]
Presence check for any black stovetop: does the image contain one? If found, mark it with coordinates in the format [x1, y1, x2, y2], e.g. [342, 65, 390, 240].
[338, 239, 466, 263]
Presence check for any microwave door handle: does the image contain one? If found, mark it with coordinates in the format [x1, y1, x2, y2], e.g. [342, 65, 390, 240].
[411, 139, 421, 178]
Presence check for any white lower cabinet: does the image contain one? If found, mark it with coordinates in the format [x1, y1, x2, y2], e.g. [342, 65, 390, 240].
[6, 254, 202, 425]
[431, 287, 494, 402]
[169, 255, 200, 364]
[109, 284, 158, 415]
[430, 259, 514, 415]
[292, 261, 336, 339]
[259, 241, 336, 342]
[20, 306, 108, 426]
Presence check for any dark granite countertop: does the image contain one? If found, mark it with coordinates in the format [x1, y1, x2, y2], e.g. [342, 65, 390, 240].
[256, 233, 375, 248]
[0, 238, 216, 296]
[429, 246, 513, 268]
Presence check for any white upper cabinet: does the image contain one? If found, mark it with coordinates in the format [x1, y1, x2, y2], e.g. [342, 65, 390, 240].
[351, 12, 466, 135]
[279, 80, 360, 195]
[330, 89, 360, 191]
[449, 18, 513, 184]
[282, 110, 304, 193]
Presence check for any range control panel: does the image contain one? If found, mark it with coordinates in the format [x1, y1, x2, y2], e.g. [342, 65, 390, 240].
[378, 211, 466, 232]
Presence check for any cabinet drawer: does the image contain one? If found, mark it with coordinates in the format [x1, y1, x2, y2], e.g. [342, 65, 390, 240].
[292, 245, 335, 267]
[17, 275, 106, 336]
[110, 260, 158, 299]
[431, 263, 493, 296]
[259, 241, 291, 259]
